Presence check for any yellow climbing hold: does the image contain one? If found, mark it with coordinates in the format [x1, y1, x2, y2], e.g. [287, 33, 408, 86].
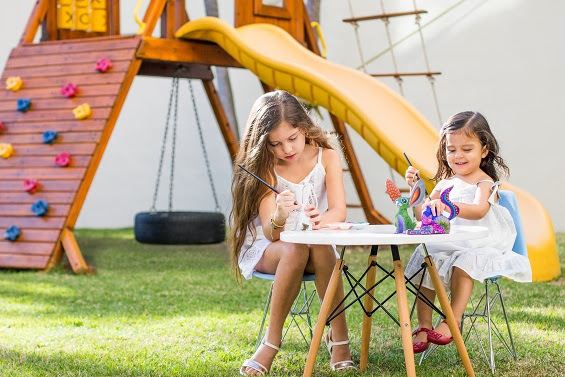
[73, 103, 92, 120]
[6, 76, 23, 91]
[0, 143, 14, 158]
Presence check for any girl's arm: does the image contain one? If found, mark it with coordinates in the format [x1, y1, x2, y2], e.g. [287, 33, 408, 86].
[318, 149, 346, 226]
[452, 181, 492, 220]
[258, 190, 299, 241]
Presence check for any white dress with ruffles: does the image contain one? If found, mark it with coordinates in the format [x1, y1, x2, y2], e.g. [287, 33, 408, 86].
[238, 148, 332, 280]
[404, 177, 532, 290]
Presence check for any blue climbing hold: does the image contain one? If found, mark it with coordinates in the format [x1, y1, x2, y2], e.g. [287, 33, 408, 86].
[17, 98, 31, 112]
[31, 200, 49, 216]
[4, 225, 21, 241]
[43, 130, 58, 144]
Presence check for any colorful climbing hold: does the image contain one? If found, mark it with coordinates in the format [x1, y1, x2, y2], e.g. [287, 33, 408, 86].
[55, 152, 71, 167]
[31, 200, 49, 217]
[60, 82, 78, 98]
[72, 103, 91, 120]
[6, 76, 23, 91]
[4, 225, 21, 241]
[17, 98, 31, 112]
[43, 130, 58, 144]
[0, 121, 4, 133]
[0, 143, 14, 159]
[23, 178, 39, 193]
[95, 57, 112, 72]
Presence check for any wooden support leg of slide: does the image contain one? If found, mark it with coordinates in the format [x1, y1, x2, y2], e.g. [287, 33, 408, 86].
[60, 228, 89, 274]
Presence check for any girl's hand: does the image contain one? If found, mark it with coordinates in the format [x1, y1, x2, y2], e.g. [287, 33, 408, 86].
[274, 190, 300, 221]
[304, 204, 322, 230]
[422, 198, 447, 217]
[405, 166, 420, 188]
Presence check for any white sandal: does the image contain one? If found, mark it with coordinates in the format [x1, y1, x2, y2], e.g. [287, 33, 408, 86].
[325, 328, 357, 371]
[239, 340, 280, 376]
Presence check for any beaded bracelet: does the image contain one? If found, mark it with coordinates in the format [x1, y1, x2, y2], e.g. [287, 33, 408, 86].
[271, 214, 285, 229]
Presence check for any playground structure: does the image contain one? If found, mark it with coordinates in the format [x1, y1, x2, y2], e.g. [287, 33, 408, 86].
[0, 0, 560, 281]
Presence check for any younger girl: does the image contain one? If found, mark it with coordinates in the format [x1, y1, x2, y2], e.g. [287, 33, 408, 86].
[230, 90, 355, 375]
[403, 111, 532, 354]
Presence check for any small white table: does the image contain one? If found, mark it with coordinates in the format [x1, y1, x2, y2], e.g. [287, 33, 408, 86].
[281, 224, 488, 377]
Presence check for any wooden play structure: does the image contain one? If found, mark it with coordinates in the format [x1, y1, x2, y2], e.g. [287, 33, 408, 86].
[0, 0, 560, 282]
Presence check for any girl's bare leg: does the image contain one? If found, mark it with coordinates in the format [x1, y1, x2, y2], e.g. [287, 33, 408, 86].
[414, 286, 436, 343]
[242, 241, 309, 376]
[434, 267, 474, 338]
[305, 245, 352, 365]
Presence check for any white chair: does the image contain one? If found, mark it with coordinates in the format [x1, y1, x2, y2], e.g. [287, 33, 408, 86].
[252, 272, 317, 349]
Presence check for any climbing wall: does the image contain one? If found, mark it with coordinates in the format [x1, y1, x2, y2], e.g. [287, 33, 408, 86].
[0, 36, 141, 269]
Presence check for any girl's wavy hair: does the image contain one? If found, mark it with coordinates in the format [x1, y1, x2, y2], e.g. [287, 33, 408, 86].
[229, 90, 333, 280]
[434, 111, 509, 182]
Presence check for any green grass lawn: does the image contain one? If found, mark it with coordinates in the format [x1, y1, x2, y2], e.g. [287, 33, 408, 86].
[1, 229, 564, 376]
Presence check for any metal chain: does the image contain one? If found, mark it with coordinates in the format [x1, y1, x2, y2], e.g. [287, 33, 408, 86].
[150, 77, 179, 212]
[168, 77, 180, 212]
[187, 79, 221, 212]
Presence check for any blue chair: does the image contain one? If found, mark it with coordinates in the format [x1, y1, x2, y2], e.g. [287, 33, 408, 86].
[252, 272, 317, 349]
[421, 190, 528, 373]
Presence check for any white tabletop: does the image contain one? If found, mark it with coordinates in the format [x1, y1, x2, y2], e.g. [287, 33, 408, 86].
[280, 224, 488, 246]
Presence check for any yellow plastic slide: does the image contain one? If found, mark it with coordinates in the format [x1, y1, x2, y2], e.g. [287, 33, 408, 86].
[176, 17, 560, 281]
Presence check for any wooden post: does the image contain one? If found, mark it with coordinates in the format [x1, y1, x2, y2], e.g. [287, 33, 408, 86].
[423, 249, 476, 377]
[20, 0, 49, 44]
[392, 245, 416, 377]
[303, 259, 344, 377]
[60, 228, 89, 274]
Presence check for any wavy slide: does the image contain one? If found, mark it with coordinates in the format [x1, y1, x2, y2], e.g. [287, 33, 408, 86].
[176, 17, 559, 281]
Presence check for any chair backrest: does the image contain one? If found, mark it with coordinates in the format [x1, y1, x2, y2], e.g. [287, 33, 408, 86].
[498, 190, 528, 257]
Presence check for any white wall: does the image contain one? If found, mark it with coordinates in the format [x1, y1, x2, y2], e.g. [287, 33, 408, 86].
[1, 0, 563, 231]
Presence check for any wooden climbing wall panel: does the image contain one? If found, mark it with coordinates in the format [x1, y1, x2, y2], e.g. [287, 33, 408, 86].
[0, 36, 141, 270]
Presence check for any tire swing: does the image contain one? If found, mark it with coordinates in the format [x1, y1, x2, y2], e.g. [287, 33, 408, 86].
[134, 77, 225, 245]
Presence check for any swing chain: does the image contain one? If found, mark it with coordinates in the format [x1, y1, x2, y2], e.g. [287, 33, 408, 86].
[150, 77, 179, 213]
[187, 79, 221, 213]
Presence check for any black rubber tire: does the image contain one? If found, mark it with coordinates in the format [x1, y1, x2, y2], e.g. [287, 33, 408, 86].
[134, 211, 225, 245]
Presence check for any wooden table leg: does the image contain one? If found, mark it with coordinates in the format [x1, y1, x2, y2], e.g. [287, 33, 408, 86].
[360, 246, 378, 371]
[423, 251, 476, 377]
[302, 258, 344, 377]
[391, 245, 416, 377]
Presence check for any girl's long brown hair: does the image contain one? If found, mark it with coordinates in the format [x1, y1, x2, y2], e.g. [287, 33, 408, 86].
[433, 111, 510, 182]
[229, 90, 333, 280]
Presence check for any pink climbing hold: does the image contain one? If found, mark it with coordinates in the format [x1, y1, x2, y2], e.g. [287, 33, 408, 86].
[95, 57, 112, 73]
[61, 83, 78, 98]
[55, 152, 71, 167]
[0, 121, 4, 133]
[23, 178, 39, 193]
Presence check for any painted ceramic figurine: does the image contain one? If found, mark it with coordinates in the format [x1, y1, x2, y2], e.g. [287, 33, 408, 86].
[409, 185, 460, 235]
[385, 178, 425, 233]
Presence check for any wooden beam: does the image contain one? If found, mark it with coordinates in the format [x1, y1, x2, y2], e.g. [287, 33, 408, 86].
[138, 61, 214, 79]
[202, 80, 239, 161]
[142, 0, 168, 37]
[329, 114, 389, 224]
[60, 228, 89, 274]
[343, 10, 428, 23]
[161, 0, 176, 39]
[109, 0, 121, 36]
[20, 0, 49, 44]
[136, 37, 242, 68]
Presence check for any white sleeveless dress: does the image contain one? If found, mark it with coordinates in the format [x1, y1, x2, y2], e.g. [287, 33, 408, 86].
[404, 177, 532, 290]
[238, 148, 332, 280]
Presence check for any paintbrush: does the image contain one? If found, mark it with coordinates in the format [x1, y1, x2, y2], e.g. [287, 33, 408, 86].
[403, 152, 427, 194]
[237, 164, 299, 205]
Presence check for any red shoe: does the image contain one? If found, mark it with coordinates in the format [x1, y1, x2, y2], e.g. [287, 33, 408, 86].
[412, 327, 432, 354]
[427, 319, 459, 346]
